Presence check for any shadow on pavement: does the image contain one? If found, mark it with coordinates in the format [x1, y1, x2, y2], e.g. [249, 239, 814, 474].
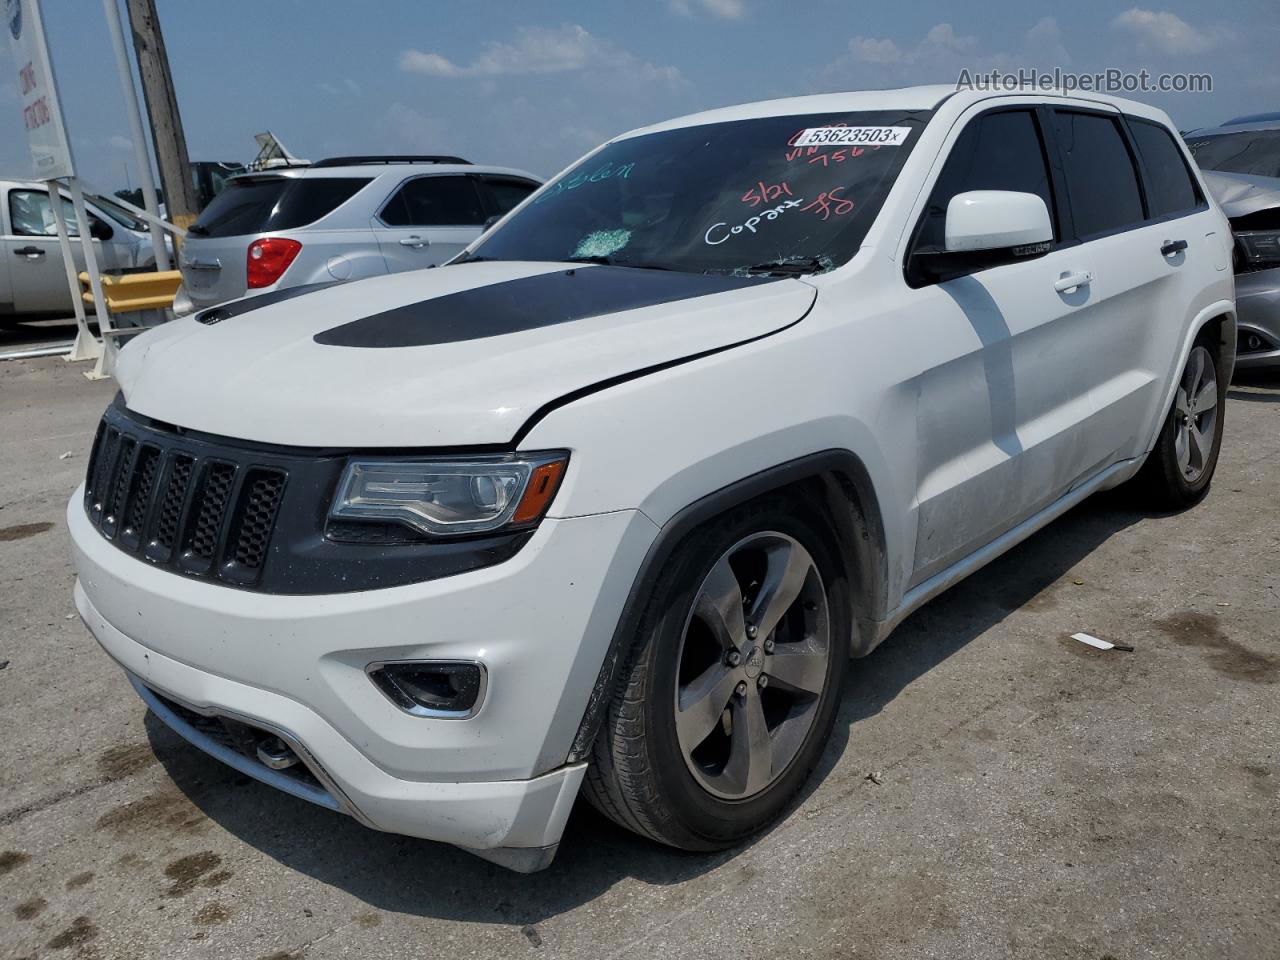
[0, 316, 83, 351]
[148, 492, 1146, 925]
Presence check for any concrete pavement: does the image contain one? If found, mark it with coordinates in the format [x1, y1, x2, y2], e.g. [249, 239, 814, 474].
[2, 356, 1277, 960]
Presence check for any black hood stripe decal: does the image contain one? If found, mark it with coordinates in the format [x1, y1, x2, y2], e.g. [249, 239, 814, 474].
[312, 265, 778, 348]
[197, 283, 335, 325]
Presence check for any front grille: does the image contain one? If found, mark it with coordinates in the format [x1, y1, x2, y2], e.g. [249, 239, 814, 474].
[84, 411, 287, 587]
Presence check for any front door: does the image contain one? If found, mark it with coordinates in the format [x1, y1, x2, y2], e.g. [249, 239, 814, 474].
[2, 188, 121, 314]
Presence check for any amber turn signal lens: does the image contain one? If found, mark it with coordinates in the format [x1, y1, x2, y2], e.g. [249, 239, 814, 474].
[511, 458, 567, 524]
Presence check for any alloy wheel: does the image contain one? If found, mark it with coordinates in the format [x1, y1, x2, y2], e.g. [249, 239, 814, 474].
[1173, 345, 1219, 484]
[673, 531, 830, 801]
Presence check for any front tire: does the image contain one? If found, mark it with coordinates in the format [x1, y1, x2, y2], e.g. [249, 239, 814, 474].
[1133, 334, 1227, 510]
[584, 499, 848, 850]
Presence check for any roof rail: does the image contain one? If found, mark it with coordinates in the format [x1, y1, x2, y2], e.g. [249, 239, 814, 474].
[312, 155, 471, 168]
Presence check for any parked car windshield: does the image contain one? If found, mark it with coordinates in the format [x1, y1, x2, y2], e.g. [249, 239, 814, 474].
[1186, 129, 1280, 178]
[188, 175, 372, 238]
[90, 194, 147, 232]
[469, 110, 931, 274]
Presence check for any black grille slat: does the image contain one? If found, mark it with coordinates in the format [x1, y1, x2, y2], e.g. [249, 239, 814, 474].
[226, 470, 287, 578]
[120, 445, 161, 551]
[148, 454, 195, 561]
[183, 461, 237, 572]
[101, 437, 138, 538]
[88, 426, 121, 522]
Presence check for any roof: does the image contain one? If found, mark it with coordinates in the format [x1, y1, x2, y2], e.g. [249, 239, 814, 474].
[617, 84, 1171, 141]
[227, 163, 542, 183]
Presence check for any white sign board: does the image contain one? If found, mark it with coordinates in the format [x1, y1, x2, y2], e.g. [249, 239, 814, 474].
[6, 0, 75, 179]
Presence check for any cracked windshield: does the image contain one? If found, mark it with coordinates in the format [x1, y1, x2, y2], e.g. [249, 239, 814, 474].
[471, 110, 931, 275]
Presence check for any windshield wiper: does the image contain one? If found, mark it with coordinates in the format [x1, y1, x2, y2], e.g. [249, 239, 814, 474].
[741, 256, 832, 276]
[562, 255, 675, 271]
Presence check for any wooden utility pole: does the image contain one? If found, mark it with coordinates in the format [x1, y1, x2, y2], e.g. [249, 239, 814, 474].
[124, 0, 199, 230]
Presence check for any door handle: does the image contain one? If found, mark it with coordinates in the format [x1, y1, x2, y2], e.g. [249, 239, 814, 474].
[13, 246, 45, 257]
[1053, 270, 1093, 294]
[1161, 239, 1188, 257]
[398, 236, 429, 248]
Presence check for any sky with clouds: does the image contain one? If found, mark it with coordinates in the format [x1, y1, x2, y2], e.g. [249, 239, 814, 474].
[0, 0, 1275, 193]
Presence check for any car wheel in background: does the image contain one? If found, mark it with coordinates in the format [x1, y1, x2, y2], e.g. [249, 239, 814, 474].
[584, 499, 848, 850]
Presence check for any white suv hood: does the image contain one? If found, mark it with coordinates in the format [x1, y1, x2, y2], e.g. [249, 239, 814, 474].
[117, 261, 815, 448]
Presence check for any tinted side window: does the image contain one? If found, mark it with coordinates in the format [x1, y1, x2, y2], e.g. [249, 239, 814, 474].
[1054, 111, 1144, 237]
[914, 110, 1056, 252]
[380, 176, 486, 227]
[1128, 118, 1201, 219]
[266, 178, 370, 230]
[479, 177, 538, 217]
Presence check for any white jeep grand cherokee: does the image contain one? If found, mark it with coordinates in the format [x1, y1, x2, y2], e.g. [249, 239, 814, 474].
[70, 85, 1235, 872]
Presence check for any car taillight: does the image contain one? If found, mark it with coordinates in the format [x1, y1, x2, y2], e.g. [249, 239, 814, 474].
[246, 237, 301, 289]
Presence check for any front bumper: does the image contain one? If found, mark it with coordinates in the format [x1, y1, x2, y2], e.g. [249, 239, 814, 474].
[69, 489, 658, 863]
[1234, 266, 1280, 370]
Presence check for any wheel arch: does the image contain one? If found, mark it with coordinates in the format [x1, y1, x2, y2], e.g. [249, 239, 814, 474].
[566, 448, 888, 765]
[1144, 300, 1236, 455]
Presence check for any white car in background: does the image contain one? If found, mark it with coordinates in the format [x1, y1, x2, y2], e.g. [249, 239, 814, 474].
[174, 156, 542, 315]
[0, 180, 166, 322]
[71, 86, 1234, 872]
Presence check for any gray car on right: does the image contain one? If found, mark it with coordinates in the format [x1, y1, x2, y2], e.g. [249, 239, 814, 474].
[1185, 114, 1280, 370]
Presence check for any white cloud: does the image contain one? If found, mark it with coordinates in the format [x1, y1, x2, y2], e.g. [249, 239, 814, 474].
[400, 24, 669, 80]
[399, 24, 685, 106]
[840, 22, 978, 69]
[1112, 9, 1220, 55]
[669, 0, 746, 21]
[108, 134, 132, 150]
[847, 37, 902, 65]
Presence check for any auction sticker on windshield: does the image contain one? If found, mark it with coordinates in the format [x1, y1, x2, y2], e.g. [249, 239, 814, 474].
[793, 126, 912, 147]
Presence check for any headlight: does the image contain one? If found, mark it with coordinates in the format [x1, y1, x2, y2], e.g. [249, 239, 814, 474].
[330, 452, 567, 538]
[1237, 231, 1280, 267]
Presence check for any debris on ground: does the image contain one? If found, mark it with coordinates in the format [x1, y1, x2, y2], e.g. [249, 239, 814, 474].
[865, 771, 884, 785]
[58, 451, 74, 460]
[1071, 632, 1135, 653]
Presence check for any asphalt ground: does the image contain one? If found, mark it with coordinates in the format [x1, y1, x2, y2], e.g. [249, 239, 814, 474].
[1, 355, 1277, 960]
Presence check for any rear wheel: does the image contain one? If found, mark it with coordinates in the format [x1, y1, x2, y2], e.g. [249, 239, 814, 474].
[1132, 334, 1226, 509]
[584, 500, 848, 850]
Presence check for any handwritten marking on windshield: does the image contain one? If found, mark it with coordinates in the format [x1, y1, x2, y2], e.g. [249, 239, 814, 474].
[801, 188, 855, 221]
[705, 198, 805, 245]
[742, 181, 793, 207]
[535, 161, 636, 204]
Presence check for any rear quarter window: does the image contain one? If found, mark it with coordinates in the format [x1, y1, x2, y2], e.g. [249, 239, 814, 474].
[1129, 118, 1202, 219]
[189, 177, 370, 237]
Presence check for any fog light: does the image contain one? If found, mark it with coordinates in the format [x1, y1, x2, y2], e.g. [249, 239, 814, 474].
[366, 660, 485, 718]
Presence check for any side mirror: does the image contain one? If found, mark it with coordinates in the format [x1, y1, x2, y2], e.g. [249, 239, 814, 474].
[944, 190, 1051, 254]
[89, 218, 115, 242]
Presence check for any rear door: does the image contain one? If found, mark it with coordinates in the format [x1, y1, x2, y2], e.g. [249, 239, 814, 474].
[1046, 107, 1209, 465]
[373, 174, 487, 271]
